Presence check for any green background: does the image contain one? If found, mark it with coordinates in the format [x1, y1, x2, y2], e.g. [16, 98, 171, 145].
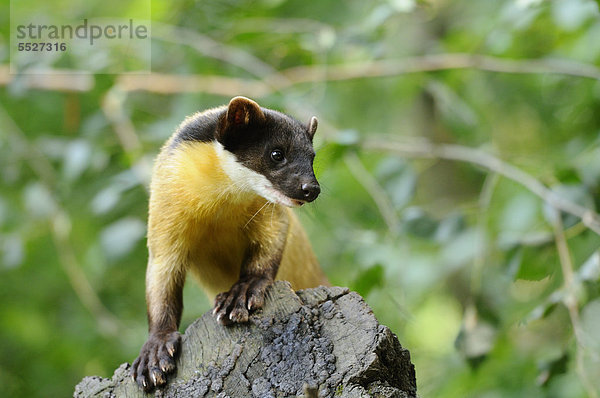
[1, 0, 600, 397]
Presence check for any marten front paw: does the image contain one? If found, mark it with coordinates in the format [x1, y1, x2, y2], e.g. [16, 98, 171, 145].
[213, 276, 273, 324]
[131, 331, 181, 392]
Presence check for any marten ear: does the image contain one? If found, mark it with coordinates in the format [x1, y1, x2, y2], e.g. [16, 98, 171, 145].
[308, 116, 318, 140]
[226, 96, 265, 127]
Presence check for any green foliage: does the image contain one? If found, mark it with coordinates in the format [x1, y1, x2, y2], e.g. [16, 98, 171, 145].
[351, 264, 385, 298]
[1, 0, 600, 397]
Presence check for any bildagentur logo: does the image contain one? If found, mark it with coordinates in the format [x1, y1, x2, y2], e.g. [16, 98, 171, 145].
[10, 0, 151, 74]
[15, 19, 148, 46]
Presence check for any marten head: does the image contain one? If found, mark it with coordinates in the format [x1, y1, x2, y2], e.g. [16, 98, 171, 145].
[216, 96, 320, 207]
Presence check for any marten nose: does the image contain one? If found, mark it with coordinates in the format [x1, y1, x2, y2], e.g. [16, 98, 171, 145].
[301, 182, 320, 202]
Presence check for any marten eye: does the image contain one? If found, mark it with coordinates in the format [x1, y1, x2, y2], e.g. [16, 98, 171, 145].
[270, 149, 285, 162]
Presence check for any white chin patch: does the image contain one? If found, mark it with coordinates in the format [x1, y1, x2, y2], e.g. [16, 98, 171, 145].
[215, 142, 304, 207]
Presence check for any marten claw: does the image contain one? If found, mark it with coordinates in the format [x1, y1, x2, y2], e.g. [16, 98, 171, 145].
[131, 331, 181, 392]
[213, 276, 273, 325]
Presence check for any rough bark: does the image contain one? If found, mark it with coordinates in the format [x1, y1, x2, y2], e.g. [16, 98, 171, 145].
[74, 282, 417, 397]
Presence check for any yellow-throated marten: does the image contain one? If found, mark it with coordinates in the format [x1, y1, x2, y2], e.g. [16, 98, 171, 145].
[131, 96, 328, 391]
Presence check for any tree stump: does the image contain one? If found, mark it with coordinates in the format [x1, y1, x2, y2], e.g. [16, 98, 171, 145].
[74, 281, 417, 397]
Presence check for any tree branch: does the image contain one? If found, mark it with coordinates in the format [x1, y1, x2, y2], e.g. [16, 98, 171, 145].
[2, 53, 599, 94]
[114, 73, 270, 96]
[276, 54, 600, 89]
[0, 65, 94, 92]
[150, 22, 288, 87]
[552, 211, 599, 398]
[344, 152, 399, 235]
[0, 105, 122, 336]
[360, 139, 600, 235]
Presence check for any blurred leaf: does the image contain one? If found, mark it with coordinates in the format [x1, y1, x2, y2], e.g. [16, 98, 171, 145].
[23, 182, 56, 219]
[36, 136, 69, 161]
[580, 298, 600, 352]
[515, 246, 557, 281]
[350, 264, 385, 298]
[551, 0, 599, 31]
[401, 207, 438, 238]
[486, 28, 513, 54]
[527, 300, 560, 323]
[537, 352, 568, 387]
[542, 184, 595, 228]
[332, 129, 360, 146]
[434, 213, 466, 243]
[555, 167, 581, 185]
[578, 251, 600, 282]
[427, 80, 478, 130]
[91, 170, 142, 215]
[441, 228, 486, 270]
[62, 140, 92, 181]
[387, 171, 416, 208]
[579, 300, 600, 393]
[405, 296, 462, 354]
[500, 0, 541, 31]
[0, 196, 7, 227]
[1, 234, 25, 269]
[388, 0, 416, 13]
[363, 5, 395, 31]
[91, 186, 121, 215]
[100, 217, 146, 260]
[455, 316, 496, 364]
[313, 144, 346, 177]
[546, 372, 588, 398]
[575, 145, 600, 189]
[505, 248, 524, 280]
[498, 193, 541, 248]
[376, 157, 416, 209]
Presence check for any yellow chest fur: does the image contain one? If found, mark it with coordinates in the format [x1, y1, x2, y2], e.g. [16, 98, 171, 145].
[147, 140, 326, 298]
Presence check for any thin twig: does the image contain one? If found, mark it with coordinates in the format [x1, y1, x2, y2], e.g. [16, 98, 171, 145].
[150, 22, 288, 88]
[1, 107, 57, 185]
[277, 53, 600, 89]
[116, 73, 271, 96]
[344, 152, 399, 235]
[101, 86, 153, 188]
[471, 172, 499, 296]
[116, 53, 600, 95]
[360, 139, 600, 235]
[552, 210, 598, 398]
[0, 105, 122, 336]
[111, 54, 600, 96]
[229, 17, 335, 36]
[102, 86, 143, 156]
[51, 210, 122, 336]
[0, 65, 94, 91]
[3, 53, 599, 94]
